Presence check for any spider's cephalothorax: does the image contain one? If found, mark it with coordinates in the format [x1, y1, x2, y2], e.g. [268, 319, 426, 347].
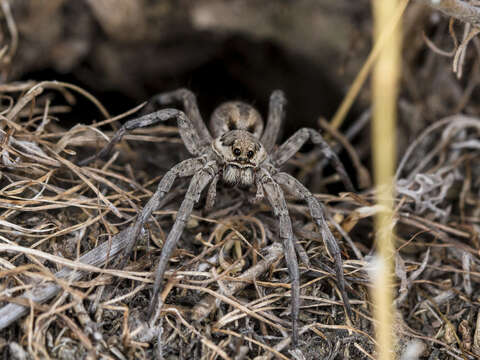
[211, 102, 267, 187]
[211, 109, 266, 187]
[213, 130, 267, 187]
[79, 88, 355, 348]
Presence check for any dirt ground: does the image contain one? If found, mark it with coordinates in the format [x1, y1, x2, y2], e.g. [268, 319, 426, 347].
[0, 1, 479, 359]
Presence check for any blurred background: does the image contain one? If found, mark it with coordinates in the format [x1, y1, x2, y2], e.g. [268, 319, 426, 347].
[7, 0, 474, 166]
[5, 0, 371, 135]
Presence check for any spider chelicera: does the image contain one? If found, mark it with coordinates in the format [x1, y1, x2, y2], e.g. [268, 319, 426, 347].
[80, 88, 354, 346]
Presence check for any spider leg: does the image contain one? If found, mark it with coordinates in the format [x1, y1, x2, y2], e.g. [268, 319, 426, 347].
[119, 157, 206, 271]
[79, 109, 204, 166]
[152, 88, 212, 146]
[272, 128, 355, 192]
[260, 169, 300, 346]
[293, 234, 311, 268]
[261, 90, 286, 152]
[205, 174, 220, 210]
[274, 172, 353, 321]
[148, 163, 216, 316]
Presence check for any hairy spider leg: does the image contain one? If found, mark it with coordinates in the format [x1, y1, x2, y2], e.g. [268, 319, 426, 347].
[78, 109, 205, 166]
[261, 90, 287, 151]
[260, 169, 300, 347]
[148, 163, 217, 316]
[293, 234, 311, 268]
[205, 174, 220, 210]
[118, 157, 205, 271]
[152, 88, 213, 146]
[274, 172, 353, 321]
[272, 128, 355, 192]
[254, 174, 310, 267]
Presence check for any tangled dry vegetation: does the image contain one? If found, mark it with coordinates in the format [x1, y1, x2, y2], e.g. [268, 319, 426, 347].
[0, 1, 480, 360]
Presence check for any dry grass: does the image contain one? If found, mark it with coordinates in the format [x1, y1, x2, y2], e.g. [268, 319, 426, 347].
[0, 1, 480, 360]
[0, 79, 478, 359]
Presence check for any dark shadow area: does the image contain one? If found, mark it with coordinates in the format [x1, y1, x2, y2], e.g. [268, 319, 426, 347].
[22, 34, 346, 141]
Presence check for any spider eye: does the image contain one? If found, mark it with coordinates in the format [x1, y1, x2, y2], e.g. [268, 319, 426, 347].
[233, 148, 241, 156]
[247, 150, 254, 158]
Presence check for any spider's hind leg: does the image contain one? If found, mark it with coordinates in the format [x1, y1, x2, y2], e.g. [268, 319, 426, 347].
[272, 128, 355, 192]
[261, 90, 287, 152]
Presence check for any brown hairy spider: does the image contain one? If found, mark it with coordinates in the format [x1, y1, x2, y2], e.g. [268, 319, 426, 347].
[79, 88, 354, 346]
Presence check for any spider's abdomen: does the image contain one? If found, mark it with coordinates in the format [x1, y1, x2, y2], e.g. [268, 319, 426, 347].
[210, 101, 264, 138]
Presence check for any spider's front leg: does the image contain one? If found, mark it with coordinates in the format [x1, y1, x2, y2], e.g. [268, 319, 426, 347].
[272, 128, 355, 192]
[151, 88, 212, 146]
[79, 108, 205, 166]
[148, 162, 217, 317]
[259, 169, 300, 347]
[118, 157, 206, 271]
[274, 172, 353, 321]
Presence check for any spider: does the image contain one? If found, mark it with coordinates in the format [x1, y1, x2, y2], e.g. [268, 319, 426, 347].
[79, 88, 354, 346]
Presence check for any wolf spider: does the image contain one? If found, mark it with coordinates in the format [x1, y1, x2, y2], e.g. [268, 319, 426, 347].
[80, 88, 354, 346]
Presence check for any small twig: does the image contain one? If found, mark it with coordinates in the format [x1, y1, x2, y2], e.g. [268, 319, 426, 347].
[418, 0, 480, 26]
[395, 115, 480, 180]
[0, 0, 18, 66]
[191, 243, 284, 321]
[3, 87, 44, 130]
[330, 0, 409, 129]
[453, 24, 480, 77]
[318, 117, 371, 189]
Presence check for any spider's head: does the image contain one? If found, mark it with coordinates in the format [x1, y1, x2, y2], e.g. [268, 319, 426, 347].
[212, 130, 267, 187]
[210, 102, 264, 138]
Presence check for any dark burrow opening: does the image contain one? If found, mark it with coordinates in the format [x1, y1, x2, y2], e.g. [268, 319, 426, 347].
[21, 33, 359, 190]
[22, 35, 348, 135]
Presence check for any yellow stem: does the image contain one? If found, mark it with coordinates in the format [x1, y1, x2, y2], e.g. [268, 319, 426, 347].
[330, 0, 408, 130]
[371, 0, 402, 359]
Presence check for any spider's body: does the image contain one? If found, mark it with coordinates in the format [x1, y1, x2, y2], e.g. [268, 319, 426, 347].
[80, 89, 354, 347]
